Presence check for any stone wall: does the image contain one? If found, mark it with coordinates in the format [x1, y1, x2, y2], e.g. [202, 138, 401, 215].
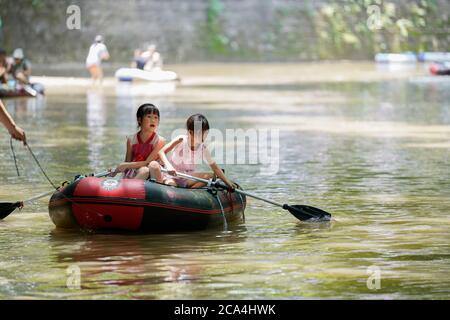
[0, 0, 449, 63]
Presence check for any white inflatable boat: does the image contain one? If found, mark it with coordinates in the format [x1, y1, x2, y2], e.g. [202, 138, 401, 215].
[115, 68, 179, 82]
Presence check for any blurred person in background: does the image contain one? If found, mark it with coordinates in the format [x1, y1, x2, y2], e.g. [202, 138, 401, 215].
[10, 48, 31, 85]
[0, 48, 12, 84]
[86, 35, 110, 85]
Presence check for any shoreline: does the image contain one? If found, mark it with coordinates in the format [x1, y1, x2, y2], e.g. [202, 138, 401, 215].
[28, 61, 439, 95]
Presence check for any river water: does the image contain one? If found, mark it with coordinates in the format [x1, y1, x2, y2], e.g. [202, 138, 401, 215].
[0, 63, 449, 299]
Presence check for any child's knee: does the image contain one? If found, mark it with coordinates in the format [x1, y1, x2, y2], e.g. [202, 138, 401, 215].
[148, 161, 160, 171]
[165, 179, 177, 186]
[137, 167, 150, 175]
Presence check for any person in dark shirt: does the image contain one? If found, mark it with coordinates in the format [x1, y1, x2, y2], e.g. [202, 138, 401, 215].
[10, 48, 31, 85]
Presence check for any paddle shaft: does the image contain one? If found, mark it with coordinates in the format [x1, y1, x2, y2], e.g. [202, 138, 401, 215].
[22, 190, 55, 204]
[161, 169, 285, 209]
[23, 85, 37, 97]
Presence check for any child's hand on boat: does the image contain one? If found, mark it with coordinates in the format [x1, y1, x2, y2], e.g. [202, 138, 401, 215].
[215, 180, 236, 192]
[166, 166, 177, 176]
[107, 168, 119, 177]
[226, 182, 237, 192]
[115, 163, 129, 173]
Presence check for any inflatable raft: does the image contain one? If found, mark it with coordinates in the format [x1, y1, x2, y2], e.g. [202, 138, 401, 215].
[429, 62, 450, 76]
[417, 52, 450, 63]
[0, 83, 45, 98]
[48, 177, 246, 233]
[375, 52, 417, 63]
[115, 68, 178, 82]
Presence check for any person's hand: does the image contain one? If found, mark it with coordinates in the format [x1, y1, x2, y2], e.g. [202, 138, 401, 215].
[214, 180, 236, 192]
[226, 182, 237, 193]
[9, 125, 26, 145]
[108, 168, 117, 177]
[115, 163, 129, 173]
[166, 166, 177, 176]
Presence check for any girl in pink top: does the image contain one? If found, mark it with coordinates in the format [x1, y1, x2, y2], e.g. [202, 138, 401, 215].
[113, 104, 165, 179]
[149, 114, 235, 189]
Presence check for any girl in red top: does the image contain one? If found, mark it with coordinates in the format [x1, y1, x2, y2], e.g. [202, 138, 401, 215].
[113, 103, 165, 179]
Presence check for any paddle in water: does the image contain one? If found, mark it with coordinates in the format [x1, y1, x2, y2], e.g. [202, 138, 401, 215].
[0, 170, 111, 220]
[161, 169, 332, 222]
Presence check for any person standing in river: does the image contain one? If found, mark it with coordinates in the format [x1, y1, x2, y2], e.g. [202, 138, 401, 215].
[0, 98, 26, 143]
[85, 35, 110, 85]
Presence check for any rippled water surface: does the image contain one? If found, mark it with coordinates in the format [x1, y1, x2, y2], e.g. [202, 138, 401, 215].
[0, 63, 449, 299]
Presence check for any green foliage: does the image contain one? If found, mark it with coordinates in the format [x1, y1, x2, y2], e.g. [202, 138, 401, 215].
[198, 0, 449, 61]
[313, 0, 448, 59]
[204, 0, 230, 56]
[31, 0, 44, 9]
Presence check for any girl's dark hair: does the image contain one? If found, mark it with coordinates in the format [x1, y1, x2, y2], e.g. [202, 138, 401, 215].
[186, 114, 209, 132]
[136, 103, 160, 127]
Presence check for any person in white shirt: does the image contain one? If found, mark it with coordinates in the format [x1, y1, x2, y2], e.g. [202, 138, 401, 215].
[131, 44, 163, 71]
[142, 44, 163, 71]
[86, 35, 110, 84]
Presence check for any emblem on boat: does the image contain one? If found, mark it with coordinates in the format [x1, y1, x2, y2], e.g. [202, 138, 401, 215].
[101, 179, 120, 191]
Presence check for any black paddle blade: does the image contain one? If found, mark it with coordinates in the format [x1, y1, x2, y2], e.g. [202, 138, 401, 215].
[0, 202, 21, 220]
[284, 204, 332, 222]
